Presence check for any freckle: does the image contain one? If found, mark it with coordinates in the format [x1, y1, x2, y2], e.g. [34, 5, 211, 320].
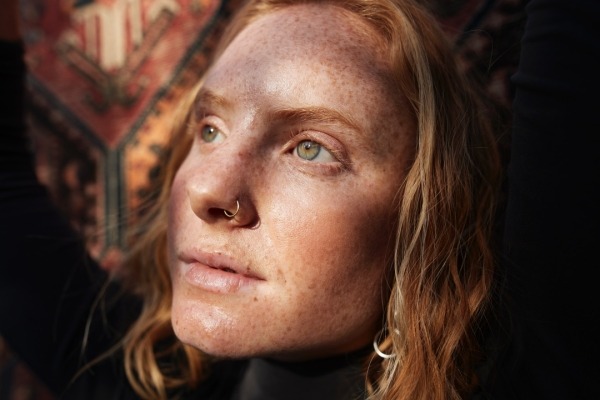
[253, 297, 258, 302]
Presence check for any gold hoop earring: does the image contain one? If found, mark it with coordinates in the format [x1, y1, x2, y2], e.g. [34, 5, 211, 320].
[224, 200, 240, 218]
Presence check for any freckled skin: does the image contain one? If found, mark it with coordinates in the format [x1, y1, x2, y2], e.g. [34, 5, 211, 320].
[168, 4, 415, 361]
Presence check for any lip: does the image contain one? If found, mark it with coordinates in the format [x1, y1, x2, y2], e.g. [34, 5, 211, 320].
[178, 250, 265, 294]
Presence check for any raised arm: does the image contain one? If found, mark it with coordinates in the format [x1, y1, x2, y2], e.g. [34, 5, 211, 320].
[496, 0, 600, 397]
[0, 4, 138, 397]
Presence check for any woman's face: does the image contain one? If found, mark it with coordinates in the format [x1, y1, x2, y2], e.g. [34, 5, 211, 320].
[168, 3, 414, 361]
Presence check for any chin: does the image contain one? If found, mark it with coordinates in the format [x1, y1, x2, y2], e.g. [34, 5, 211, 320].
[170, 296, 262, 358]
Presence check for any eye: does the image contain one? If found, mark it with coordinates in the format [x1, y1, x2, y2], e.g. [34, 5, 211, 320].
[200, 124, 224, 143]
[295, 140, 336, 162]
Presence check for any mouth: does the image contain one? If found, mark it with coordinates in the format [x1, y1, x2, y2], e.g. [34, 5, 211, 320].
[216, 266, 238, 274]
[177, 249, 265, 293]
[185, 251, 263, 278]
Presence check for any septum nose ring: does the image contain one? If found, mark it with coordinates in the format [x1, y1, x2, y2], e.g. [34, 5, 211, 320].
[223, 200, 240, 218]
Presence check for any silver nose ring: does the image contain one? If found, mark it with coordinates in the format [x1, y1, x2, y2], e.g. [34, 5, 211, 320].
[223, 200, 240, 218]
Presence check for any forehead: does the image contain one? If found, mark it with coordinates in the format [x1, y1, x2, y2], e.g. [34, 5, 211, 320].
[206, 4, 393, 104]
[201, 4, 412, 158]
[238, 4, 387, 70]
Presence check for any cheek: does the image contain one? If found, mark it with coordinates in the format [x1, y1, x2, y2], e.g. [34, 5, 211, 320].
[166, 171, 191, 281]
[269, 183, 396, 319]
[166, 172, 187, 235]
[284, 181, 396, 270]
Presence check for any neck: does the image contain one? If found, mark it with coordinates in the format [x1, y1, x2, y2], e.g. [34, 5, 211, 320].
[233, 349, 370, 400]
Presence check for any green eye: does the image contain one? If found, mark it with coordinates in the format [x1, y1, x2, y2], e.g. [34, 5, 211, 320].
[200, 125, 222, 143]
[296, 140, 322, 160]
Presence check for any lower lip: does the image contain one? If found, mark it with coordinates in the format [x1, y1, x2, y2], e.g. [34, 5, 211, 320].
[182, 262, 262, 294]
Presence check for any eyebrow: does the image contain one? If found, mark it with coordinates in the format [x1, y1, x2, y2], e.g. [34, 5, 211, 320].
[267, 107, 362, 133]
[194, 89, 232, 112]
[194, 89, 361, 133]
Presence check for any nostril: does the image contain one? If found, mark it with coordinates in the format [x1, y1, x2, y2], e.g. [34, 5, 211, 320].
[207, 207, 228, 219]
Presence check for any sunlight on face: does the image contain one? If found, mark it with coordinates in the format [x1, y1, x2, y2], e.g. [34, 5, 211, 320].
[167, 3, 415, 360]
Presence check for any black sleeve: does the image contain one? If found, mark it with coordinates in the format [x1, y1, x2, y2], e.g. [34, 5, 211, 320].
[495, 0, 600, 398]
[0, 40, 140, 398]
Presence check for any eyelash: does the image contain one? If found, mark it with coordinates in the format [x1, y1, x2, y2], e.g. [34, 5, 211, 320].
[192, 111, 226, 143]
[287, 130, 350, 172]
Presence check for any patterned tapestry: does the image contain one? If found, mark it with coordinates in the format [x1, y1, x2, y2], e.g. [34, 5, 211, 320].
[0, 0, 526, 398]
[21, 0, 246, 267]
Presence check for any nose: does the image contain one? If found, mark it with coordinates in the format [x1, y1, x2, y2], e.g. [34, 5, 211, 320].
[184, 145, 258, 227]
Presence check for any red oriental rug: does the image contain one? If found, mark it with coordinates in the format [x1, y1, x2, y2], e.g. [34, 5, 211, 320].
[21, 0, 245, 265]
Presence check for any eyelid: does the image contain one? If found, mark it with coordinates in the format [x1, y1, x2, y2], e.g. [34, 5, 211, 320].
[194, 112, 228, 141]
[194, 102, 225, 128]
[287, 129, 352, 169]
